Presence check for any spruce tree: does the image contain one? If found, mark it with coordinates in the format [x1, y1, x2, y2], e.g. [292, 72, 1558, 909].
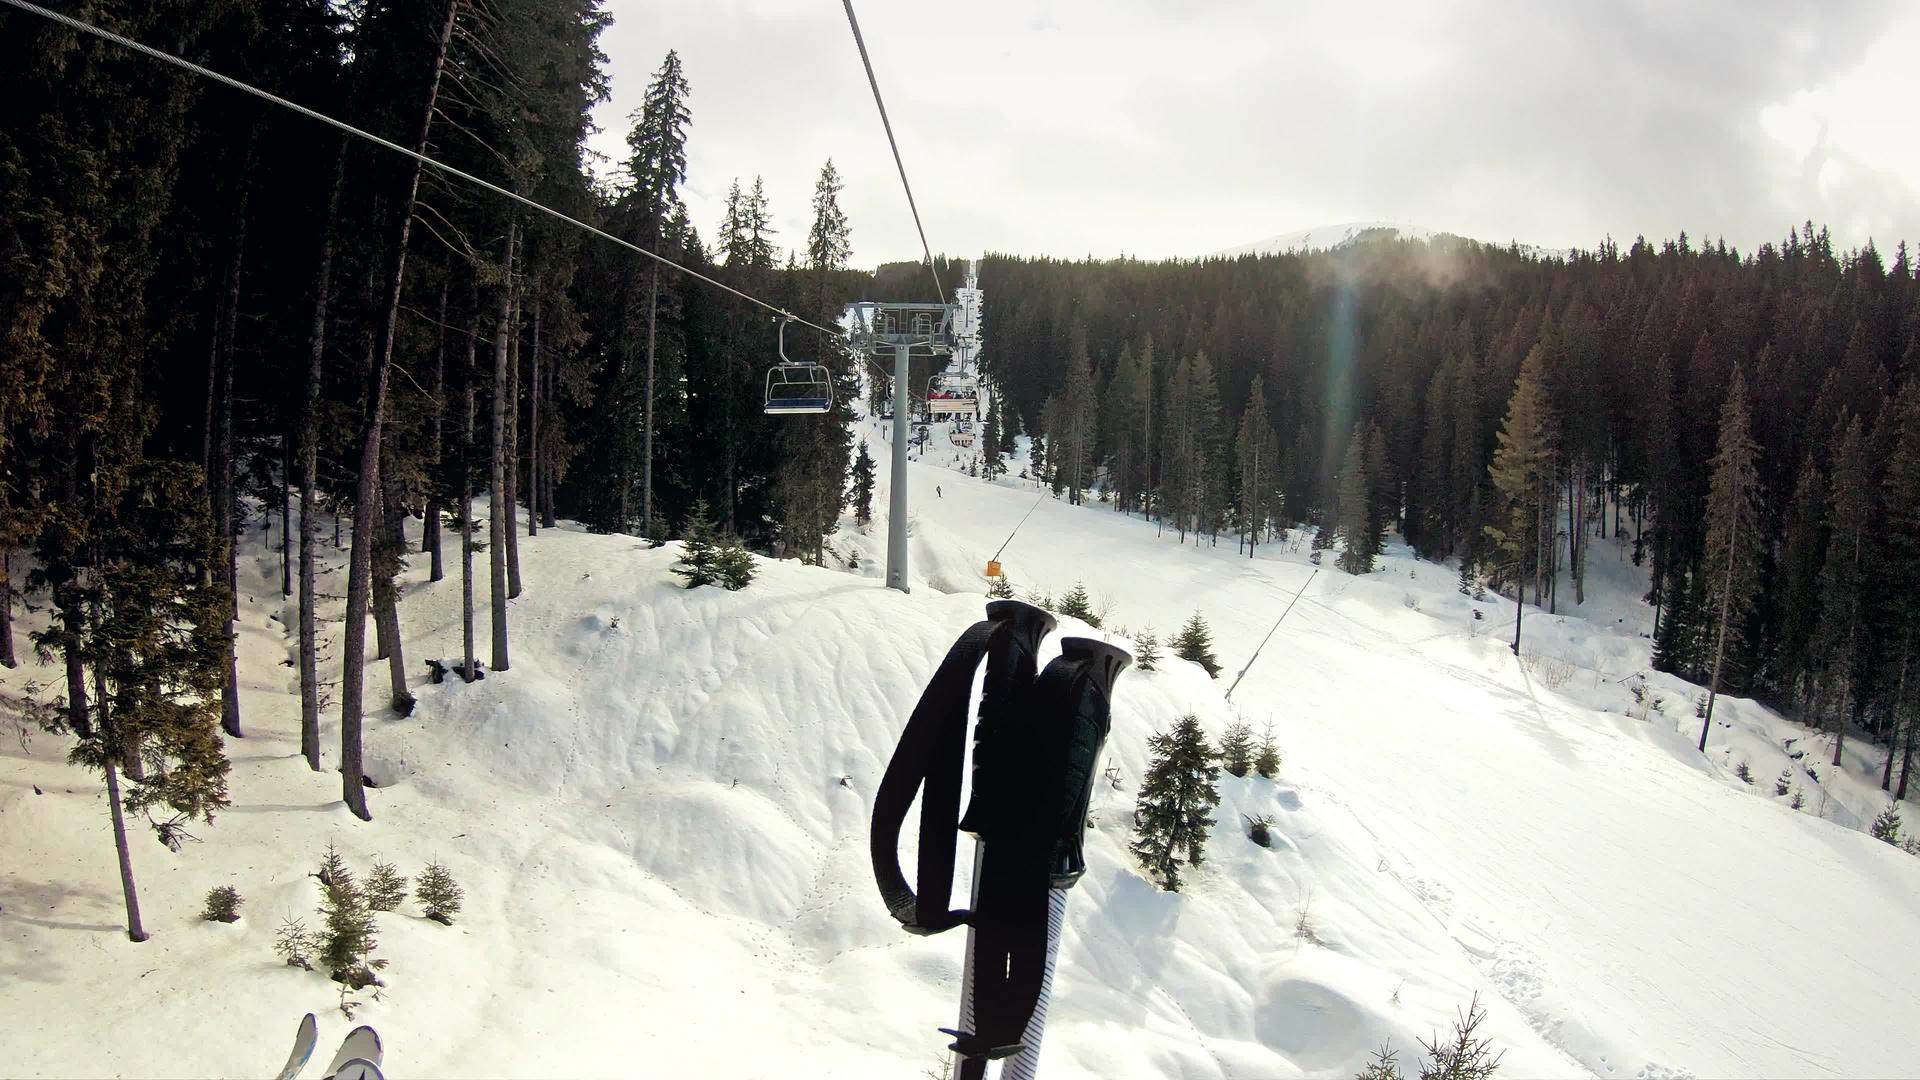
[1254, 724, 1282, 778]
[1696, 366, 1764, 750]
[849, 440, 876, 526]
[673, 499, 754, 591]
[416, 860, 464, 924]
[1172, 612, 1221, 678]
[1364, 420, 1391, 555]
[1218, 720, 1255, 777]
[1235, 376, 1281, 555]
[1813, 417, 1871, 766]
[1870, 802, 1902, 844]
[1337, 425, 1375, 574]
[1134, 628, 1162, 671]
[1056, 582, 1100, 626]
[1877, 385, 1920, 796]
[1129, 714, 1222, 891]
[1487, 342, 1557, 608]
[316, 850, 381, 987]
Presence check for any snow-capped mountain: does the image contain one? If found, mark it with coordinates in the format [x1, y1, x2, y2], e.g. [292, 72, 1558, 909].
[1210, 220, 1562, 260]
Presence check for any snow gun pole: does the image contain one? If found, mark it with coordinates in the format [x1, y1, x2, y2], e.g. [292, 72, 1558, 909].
[1224, 567, 1317, 702]
[887, 339, 911, 592]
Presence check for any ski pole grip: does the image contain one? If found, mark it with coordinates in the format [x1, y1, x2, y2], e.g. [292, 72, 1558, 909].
[959, 600, 1056, 839]
[1048, 638, 1131, 889]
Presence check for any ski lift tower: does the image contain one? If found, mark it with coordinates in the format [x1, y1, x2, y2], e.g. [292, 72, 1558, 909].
[850, 301, 958, 593]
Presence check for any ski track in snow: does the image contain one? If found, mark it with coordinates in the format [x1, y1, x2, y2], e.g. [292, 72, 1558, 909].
[5, 407, 1920, 1077]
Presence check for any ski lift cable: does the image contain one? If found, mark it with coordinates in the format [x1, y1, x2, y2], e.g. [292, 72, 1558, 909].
[0, 0, 856, 347]
[839, 0, 945, 305]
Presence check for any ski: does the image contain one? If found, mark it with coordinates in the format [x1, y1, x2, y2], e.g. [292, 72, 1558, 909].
[329, 1059, 385, 1080]
[273, 1013, 318, 1080]
[321, 1026, 381, 1080]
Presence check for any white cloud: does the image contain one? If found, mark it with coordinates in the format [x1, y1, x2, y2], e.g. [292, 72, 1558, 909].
[590, 0, 1917, 266]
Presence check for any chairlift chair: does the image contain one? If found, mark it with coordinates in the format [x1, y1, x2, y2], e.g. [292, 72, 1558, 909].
[764, 318, 830, 415]
[925, 373, 979, 419]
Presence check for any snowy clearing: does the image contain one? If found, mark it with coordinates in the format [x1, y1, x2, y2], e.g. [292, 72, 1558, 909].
[5, 435, 1920, 1078]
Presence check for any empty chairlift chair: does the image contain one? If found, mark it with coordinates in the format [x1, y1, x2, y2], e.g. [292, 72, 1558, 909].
[764, 318, 831, 415]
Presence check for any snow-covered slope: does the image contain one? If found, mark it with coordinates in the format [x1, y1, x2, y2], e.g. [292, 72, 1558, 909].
[1209, 221, 1560, 261]
[6, 430, 1920, 1077]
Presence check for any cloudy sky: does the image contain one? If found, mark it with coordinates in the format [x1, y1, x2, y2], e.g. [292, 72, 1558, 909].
[586, 0, 1920, 268]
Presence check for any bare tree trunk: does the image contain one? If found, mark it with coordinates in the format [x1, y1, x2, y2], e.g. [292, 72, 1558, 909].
[528, 305, 540, 538]
[1699, 510, 1740, 752]
[425, 281, 447, 581]
[0, 549, 14, 668]
[373, 469, 414, 715]
[489, 224, 515, 673]
[541, 347, 557, 529]
[642, 268, 659, 537]
[217, 199, 247, 739]
[461, 312, 479, 682]
[298, 138, 346, 773]
[297, 141, 347, 772]
[1881, 644, 1907, 790]
[1899, 716, 1914, 800]
[342, 0, 459, 822]
[102, 756, 148, 943]
[505, 291, 523, 599]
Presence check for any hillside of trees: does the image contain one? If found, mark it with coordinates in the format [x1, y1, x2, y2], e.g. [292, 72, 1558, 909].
[881, 232, 1918, 794]
[0, 0, 869, 938]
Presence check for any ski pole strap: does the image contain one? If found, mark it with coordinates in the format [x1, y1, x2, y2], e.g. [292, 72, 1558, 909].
[870, 601, 1056, 935]
[870, 617, 998, 934]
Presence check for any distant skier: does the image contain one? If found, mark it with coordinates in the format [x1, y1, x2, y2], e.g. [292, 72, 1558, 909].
[936, 485, 942, 498]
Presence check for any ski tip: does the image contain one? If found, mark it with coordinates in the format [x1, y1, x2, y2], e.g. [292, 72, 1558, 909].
[329, 1058, 385, 1080]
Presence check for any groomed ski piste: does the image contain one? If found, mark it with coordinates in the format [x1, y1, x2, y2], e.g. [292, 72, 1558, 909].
[6, 399, 1920, 1078]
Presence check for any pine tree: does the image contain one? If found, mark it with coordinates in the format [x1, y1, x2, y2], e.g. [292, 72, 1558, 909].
[1877, 385, 1920, 797]
[1134, 628, 1162, 671]
[1365, 420, 1392, 555]
[1775, 459, 1827, 706]
[849, 440, 876, 526]
[1870, 802, 1902, 844]
[1218, 720, 1255, 777]
[1457, 555, 1478, 596]
[416, 860, 464, 924]
[202, 886, 243, 924]
[1696, 366, 1764, 750]
[1813, 417, 1871, 766]
[620, 49, 692, 539]
[1056, 582, 1100, 626]
[317, 850, 381, 987]
[1235, 376, 1281, 555]
[365, 861, 409, 913]
[1172, 612, 1221, 678]
[1337, 425, 1375, 574]
[673, 499, 754, 590]
[1253, 724, 1282, 779]
[1487, 342, 1557, 609]
[1129, 714, 1222, 891]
